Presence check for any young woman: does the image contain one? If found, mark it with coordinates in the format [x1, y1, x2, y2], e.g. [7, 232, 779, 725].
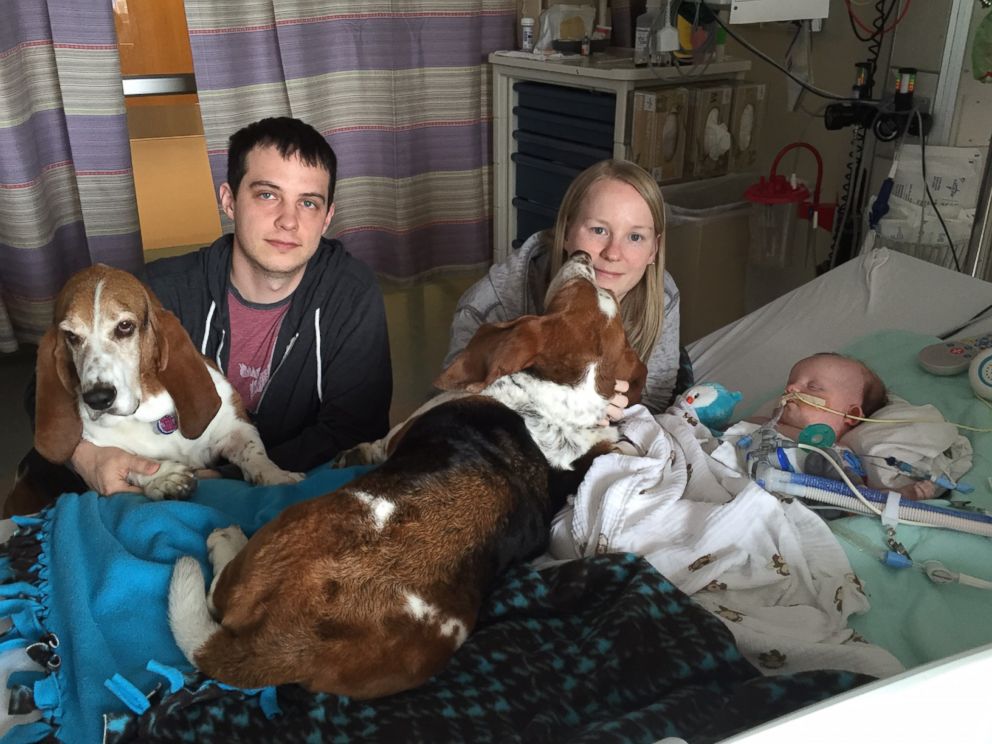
[445, 159, 691, 414]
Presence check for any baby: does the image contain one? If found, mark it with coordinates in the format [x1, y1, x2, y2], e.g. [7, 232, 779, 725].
[751, 352, 936, 501]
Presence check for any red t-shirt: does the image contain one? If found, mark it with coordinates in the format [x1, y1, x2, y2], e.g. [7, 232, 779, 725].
[225, 287, 291, 412]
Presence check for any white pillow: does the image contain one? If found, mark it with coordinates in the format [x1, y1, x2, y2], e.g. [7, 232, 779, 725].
[841, 396, 973, 491]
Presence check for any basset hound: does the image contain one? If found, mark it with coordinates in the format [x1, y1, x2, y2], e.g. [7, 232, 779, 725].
[168, 251, 647, 698]
[27, 264, 301, 503]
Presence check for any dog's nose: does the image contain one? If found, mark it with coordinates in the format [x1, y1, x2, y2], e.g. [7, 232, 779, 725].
[82, 385, 117, 411]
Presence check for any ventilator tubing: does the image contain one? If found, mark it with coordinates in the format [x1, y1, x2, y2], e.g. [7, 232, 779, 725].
[760, 468, 992, 538]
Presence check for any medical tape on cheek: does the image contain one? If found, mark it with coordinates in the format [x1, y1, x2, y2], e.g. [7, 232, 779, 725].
[781, 391, 828, 408]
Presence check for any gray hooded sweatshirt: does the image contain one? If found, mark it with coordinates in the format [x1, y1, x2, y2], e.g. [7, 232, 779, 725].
[443, 232, 681, 412]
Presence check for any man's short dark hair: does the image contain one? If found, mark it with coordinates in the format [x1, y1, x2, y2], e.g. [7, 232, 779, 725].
[226, 117, 337, 205]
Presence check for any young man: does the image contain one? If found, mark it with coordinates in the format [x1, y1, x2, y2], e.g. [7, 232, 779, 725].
[69, 117, 393, 494]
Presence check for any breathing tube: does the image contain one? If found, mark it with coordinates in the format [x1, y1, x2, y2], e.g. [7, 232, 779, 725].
[740, 394, 992, 538]
[760, 467, 992, 538]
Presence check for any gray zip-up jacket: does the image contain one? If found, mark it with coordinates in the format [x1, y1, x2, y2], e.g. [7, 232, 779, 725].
[443, 233, 682, 412]
[144, 234, 392, 472]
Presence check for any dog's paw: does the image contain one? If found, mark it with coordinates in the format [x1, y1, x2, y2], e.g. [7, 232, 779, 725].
[207, 525, 247, 573]
[251, 466, 305, 486]
[140, 465, 197, 501]
[335, 441, 385, 467]
[207, 524, 247, 555]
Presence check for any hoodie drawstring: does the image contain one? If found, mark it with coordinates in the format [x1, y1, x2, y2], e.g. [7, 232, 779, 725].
[201, 301, 216, 356]
[214, 330, 226, 374]
[314, 308, 323, 404]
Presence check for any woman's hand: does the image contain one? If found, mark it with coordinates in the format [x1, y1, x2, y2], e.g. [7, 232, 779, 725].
[600, 379, 631, 426]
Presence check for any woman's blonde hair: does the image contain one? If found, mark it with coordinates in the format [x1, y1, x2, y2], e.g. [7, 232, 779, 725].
[546, 159, 667, 361]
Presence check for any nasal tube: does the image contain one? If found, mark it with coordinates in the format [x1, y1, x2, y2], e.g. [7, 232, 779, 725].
[761, 468, 992, 538]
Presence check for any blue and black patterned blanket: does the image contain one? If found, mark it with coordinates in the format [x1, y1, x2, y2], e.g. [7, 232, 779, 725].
[0, 469, 873, 744]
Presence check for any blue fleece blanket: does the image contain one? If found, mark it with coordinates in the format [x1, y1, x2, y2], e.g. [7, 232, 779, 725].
[0, 465, 370, 744]
[1, 471, 877, 744]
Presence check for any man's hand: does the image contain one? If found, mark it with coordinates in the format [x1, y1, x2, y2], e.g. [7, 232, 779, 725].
[600, 379, 631, 426]
[70, 440, 160, 496]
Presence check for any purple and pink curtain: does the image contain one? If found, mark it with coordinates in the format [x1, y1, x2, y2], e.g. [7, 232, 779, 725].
[184, 0, 514, 279]
[0, 0, 141, 351]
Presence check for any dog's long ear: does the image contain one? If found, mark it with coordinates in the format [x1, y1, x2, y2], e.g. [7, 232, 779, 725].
[591, 316, 649, 405]
[617, 348, 648, 405]
[154, 308, 221, 439]
[434, 315, 545, 393]
[35, 327, 83, 464]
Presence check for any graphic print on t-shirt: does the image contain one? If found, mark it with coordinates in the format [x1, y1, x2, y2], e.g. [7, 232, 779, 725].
[239, 362, 271, 403]
[226, 287, 291, 412]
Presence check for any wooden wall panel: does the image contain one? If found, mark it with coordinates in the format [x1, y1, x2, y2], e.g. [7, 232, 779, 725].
[114, 0, 194, 77]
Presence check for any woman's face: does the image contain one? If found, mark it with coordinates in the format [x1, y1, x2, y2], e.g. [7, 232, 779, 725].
[564, 177, 659, 301]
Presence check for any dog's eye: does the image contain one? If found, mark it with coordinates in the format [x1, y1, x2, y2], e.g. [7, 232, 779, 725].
[115, 320, 135, 339]
[64, 331, 80, 346]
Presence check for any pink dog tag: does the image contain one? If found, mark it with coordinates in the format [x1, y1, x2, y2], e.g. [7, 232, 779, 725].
[156, 414, 179, 435]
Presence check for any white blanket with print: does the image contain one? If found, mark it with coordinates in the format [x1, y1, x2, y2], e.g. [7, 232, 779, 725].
[536, 403, 904, 680]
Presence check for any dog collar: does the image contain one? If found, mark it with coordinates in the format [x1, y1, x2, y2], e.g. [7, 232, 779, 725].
[155, 414, 179, 435]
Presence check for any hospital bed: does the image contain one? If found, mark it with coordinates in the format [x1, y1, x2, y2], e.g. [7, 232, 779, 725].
[2, 247, 992, 743]
[691, 247, 992, 742]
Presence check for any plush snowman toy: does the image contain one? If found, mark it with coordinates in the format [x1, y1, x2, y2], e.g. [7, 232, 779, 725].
[680, 382, 743, 435]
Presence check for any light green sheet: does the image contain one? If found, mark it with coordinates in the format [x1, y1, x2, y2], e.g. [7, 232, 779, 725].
[823, 330, 992, 670]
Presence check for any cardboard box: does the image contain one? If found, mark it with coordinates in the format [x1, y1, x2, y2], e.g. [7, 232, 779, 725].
[630, 87, 690, 185]
[683, 83, 734, 180]
[728, 82, 766, 173]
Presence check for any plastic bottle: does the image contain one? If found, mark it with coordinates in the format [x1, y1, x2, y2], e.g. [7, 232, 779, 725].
[521, 17, 535, 52]
[634, 0, 662, 66]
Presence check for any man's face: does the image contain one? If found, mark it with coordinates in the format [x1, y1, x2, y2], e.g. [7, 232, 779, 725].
[219, 144, 334, 281]
[780, 355, 867, 436]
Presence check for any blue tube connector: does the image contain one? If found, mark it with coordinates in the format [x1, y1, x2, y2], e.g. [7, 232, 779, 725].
[881, 551, 914, 569]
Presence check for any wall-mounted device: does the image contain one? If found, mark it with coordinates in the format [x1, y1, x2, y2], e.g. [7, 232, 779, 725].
[703, 0, 829, 23]
[824, 64, 932, 142]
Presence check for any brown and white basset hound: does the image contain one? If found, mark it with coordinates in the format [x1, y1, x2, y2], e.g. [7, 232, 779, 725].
[168, 250, 647, 698]
[27, 263, 301, 502]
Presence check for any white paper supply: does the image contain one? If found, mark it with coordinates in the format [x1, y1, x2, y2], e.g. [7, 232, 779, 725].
[890, 145, 983, 214]
[869, 146, 983, 269]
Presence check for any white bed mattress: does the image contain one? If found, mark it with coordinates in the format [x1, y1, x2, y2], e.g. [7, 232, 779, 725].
[688, 248, 992, 413]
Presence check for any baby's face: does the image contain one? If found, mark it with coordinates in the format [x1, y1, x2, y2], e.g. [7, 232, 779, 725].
[780, 355, 866, 436]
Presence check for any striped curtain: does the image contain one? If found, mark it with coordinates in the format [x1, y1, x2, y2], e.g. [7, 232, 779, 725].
[0, 0, 142, 351]
[184, 0, 513, 280]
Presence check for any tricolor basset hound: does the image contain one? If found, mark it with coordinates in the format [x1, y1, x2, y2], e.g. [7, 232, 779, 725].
[168, 251, 647, 698]
[27, 264, 301, 502]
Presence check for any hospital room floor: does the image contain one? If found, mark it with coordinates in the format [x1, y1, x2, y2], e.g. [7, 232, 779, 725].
[0, 268, 484, 511]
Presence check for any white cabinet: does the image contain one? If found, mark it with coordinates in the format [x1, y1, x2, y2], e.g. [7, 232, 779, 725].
[490, 50, 751, 263]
